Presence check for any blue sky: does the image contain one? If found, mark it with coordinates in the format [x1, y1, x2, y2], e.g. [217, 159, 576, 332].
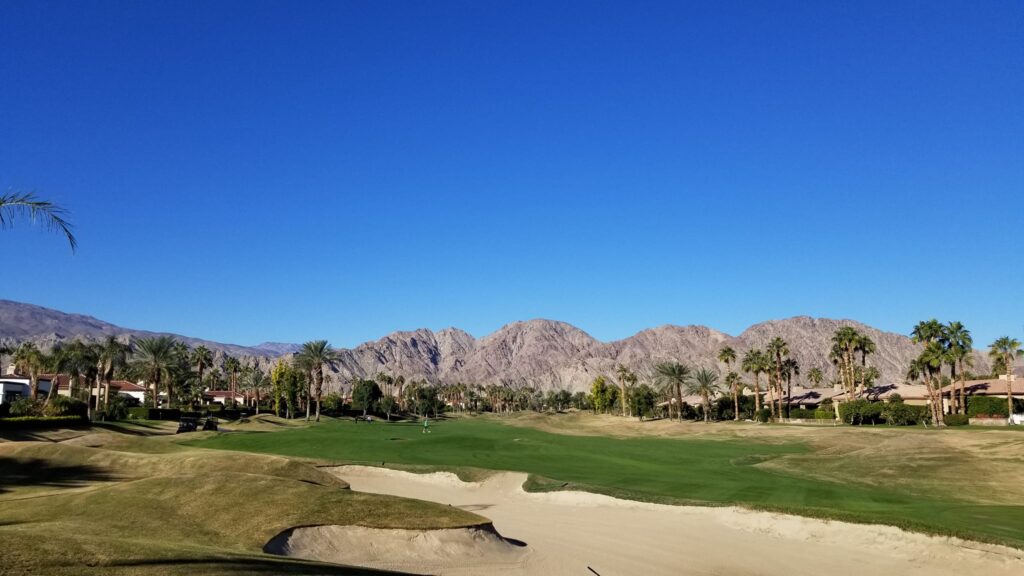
[1, 1, 1021, 349]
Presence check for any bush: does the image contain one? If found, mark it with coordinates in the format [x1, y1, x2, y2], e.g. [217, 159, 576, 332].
[883, 402, 917, 426]
[100, 394, 132, 421]
[943, 413, 970, 426]
[755, 407, 771, 423]
[321, 393, 345, 414]
[814, 406, 835, 420]
[0, 415, 86, 429]
[127, 407, 182, 421]
[43, 396, 87, 418]
[787, 408, 817, 419]
[967, 396, 1009, 418]
[10, 398, 44, 417]
[838, 400, 885, 425]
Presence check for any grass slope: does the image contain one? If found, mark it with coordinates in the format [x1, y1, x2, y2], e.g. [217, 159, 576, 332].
[0, 430, 484, 576]
[189, 415, 1024, 548]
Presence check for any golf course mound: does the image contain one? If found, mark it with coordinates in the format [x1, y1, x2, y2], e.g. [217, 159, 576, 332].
[264, 523, 528, 574]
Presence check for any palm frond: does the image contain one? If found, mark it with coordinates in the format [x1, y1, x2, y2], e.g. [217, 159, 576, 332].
[0, 192, 77, 252]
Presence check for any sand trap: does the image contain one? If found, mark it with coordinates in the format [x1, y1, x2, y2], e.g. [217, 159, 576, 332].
[318, 465, 1024, 576]
[265, 524, 527, 574]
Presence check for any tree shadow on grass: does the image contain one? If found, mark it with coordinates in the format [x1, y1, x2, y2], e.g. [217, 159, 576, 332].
[99, 555, 414, 575]
[0, 456, 115, 495]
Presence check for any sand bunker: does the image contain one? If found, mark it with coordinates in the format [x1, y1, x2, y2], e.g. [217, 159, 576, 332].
[265, 524, 527, 574]
[305, 465, 1024, 576]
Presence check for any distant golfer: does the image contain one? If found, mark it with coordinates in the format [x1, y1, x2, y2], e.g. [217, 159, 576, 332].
[422, 417, 431, 434]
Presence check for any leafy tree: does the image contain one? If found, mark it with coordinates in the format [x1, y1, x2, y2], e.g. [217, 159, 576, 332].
[628, 383, 657, 420]
[295, 340, 341, 422]
[0, 192, 77, 251]
[989, 336, 1023, 418]
[270, 360, 288, 417]
[589, 375, 611, 414]
[352, 379, 382, 416]
[379, 395, 397, 420]
[653, 362, 691, 421]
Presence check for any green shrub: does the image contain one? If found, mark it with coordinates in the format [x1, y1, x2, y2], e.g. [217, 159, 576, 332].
[43, 396, 87, 418]
[838, 400, 886, 425]
[814, 406, 835, 420]
[943, 413, 970, 426]
[861, 402, 884, 424]
[321, 393, 345, 414]
[0, 415, 86, 429]
[127, 407, 182, 421]
[883, 402, 916, 426]
[100, 394, 131, 421]
[967, 396, 1009, 418]
[10, 398, 43, 417]
[755, 407, 771, 423]
[787, 408, 817, 419]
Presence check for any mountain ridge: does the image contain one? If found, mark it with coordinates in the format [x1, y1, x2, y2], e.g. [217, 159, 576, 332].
[0, 299, 990, 392]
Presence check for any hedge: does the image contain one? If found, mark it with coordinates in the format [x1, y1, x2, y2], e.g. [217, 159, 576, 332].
[943, 413, 970, 426]
[967, 396, 1009, 418]
[0, 416, 87, 430]
[127, 407, 182, 421]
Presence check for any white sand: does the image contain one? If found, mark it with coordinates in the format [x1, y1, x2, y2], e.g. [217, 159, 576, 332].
[295, 465, 1024, 576]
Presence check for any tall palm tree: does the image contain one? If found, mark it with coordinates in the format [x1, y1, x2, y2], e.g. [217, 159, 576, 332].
[0, 192, 77, 251]
[831, 327, 862, 400]
[940, 322, 972, 415]
[654, 362, 691, 421]
[242, 365, 269, 414]
[724, 371, 743, 420]
[615, 364, 637, 417]
[911, 319, 947, 425]
[854, 334, 876, 393]
[130, 336, 178, 408]
[807, 367, 823, 387]
[741, 349, 766, 413]
[989, 336, 1023, 418]
[95, 337, 130, 418]
[191, 345, 213, 389]
[296, 340, 340, 422]
[782, 357, 800, 418]
[766, 338, 789, 418]
[223, 356, 241, 403]
[12, 342, 47, 400]
[687, 368, 722, 423]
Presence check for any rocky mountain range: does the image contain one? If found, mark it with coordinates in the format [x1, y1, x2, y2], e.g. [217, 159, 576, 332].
[0, 299, 991, 392]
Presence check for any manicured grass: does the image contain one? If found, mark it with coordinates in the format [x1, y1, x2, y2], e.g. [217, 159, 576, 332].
[0, 437, 483, 575]
[188, 416, 1024, 548]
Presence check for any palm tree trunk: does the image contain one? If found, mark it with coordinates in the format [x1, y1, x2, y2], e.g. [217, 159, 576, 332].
[753, 374, 761, 413]
[620, 383, 627, 417]
[733, 386, 740, 421]
[1006, 355, 1014, 420]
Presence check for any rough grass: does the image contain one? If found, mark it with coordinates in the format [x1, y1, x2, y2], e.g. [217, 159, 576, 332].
[189, 414, 1024, 548]
[0, 431, 484, 575]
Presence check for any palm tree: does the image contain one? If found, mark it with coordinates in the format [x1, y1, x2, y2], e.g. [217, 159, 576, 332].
[807, 367, 824, 387]
[615, 364, 637, 417]
[12, 342, 46, 400]
[724, 371, 743, 420]
[95, 337, 130, 418]
[191, 345, 213, 389]
[654, 362, 691, 421]
[989, 336, 1023, 418]
[687, 368, 721, 423]
[940, 322, 972, 415]
[831, 327, 862, 400]
[854, 334, 876, 393]
[52, 340, 98, 406]
[130, 336, 179, 408]
[911, 320, 947, 425]
[223, 356, 241, 404]
[781, 357, 800, 418]
[296, 340, 340, 422]
[242, 366, 269, 414]
[741, 349, 766, 413]
[766, 337, 789, 418]
[0, 192, 77, 251]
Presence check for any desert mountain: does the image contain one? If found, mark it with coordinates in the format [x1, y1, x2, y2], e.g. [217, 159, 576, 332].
[0, 300, 990, 392]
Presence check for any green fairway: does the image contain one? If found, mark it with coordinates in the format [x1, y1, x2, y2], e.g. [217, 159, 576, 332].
[189, 416, 1024, 548]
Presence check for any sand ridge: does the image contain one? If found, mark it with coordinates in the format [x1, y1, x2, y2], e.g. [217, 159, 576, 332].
[304, 465, 1024, 576]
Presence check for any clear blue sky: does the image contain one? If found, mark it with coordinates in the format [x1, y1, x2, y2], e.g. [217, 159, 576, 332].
[1, 1, 1021, 349]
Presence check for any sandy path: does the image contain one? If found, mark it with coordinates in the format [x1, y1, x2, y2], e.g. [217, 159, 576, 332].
[326, 465, 1024, 576]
